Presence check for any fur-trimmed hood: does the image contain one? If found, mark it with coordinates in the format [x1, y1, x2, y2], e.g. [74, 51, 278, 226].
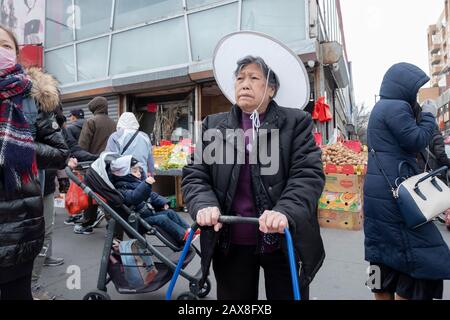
[26, 68, 60, 113]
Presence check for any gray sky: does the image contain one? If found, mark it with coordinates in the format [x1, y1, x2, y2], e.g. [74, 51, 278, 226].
[341, 0, 444, 109]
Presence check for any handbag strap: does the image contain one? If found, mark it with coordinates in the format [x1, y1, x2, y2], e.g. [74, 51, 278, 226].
[121, 130, 140, 155]
[370, 149, 397, 197]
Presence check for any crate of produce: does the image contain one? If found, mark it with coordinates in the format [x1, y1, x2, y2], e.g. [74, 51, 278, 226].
[319, 191, 362, 213]
[325, 173, 364, 194]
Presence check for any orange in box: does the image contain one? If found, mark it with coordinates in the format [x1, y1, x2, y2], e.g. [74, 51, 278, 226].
[325, 173, 363, 194]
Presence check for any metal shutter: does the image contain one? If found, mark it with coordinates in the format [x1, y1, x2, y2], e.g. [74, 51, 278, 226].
[62, 96, 120, 121]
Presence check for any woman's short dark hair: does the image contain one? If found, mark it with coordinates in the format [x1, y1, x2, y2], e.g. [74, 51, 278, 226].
[0, 25, 19, 56]
[234, 56, 280, 98]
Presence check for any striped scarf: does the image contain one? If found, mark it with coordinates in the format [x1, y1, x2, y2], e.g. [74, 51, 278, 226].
[0, 64, 36, 193]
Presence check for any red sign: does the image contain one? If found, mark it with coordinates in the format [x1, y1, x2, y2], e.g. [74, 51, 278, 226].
[341, 165, 355, 175]
[147, 103, 158, 113]
[325, 165, 338, 174]
[340, 180, 354, 189]
[314, 132, 323, 146]
[160, 140, 172, 146]
[343, 140, 362, 153]
[18, 45, 43, 69]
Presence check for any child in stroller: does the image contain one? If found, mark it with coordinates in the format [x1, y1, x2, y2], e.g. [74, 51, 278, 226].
[110, 155, 198, 246]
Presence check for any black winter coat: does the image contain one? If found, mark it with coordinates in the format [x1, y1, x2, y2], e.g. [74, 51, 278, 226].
[34, 110, 70, 170]
[0, 68, 69, 274]
[182, 102, 326, 288]
[65, 119, 84, 142]
[62, 127, 98, 162]
[418, 125, 450, 181]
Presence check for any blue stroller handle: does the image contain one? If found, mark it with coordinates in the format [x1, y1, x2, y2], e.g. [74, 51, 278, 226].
[165, 216, 301, 301]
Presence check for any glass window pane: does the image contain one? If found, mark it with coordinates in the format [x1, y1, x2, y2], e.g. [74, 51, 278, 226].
[189, 4, 238, 61]
[45, 47, 75, 84]
[77, 37, 109, 81]
[46, 0, 73, 47]
[114, 0, 183, 30]
[110, 18, 188, 75]
[75, 0, 112, 40]
[187, 0, 227, 10]
[242, 0, 306, 46]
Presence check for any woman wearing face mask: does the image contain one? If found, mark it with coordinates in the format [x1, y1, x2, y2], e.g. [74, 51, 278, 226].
[182, 33, 325, 300]
[0, 26, 69, 300]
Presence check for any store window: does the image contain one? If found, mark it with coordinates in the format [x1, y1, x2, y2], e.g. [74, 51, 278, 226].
[154, 103, 193, 144]
[77, 37, 109, 81]
[241, 0, 306, 47]
[189, 3, 238, 61]
[187, 0, 228, 10]
[45, 47, 76, 84]
[134, 95, 194, 146]
[114, 0, 183, 30]
[46, 0, 74, 48]
[109, 18, 188, 75]
[75, 0, 112, 40]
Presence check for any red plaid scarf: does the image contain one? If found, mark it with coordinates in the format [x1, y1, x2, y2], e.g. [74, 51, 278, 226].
[0, 64, 36, 193]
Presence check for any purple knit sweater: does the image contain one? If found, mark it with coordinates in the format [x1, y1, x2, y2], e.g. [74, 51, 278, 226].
[230, 112, 265, 246]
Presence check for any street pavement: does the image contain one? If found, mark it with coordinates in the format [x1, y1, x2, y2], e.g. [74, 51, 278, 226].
[39, 208, 450, 300]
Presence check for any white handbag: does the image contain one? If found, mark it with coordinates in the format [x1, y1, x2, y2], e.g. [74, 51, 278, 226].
[372, 150, 450, 229]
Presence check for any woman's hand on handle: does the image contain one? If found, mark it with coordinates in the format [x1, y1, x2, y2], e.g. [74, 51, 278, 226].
[196, 207, 223, 232]
[259, 210, 289, 234]
[68, 158, 78, 170]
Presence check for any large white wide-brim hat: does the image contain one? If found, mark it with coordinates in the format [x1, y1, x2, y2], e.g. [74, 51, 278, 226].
[213, 31, 310, 110]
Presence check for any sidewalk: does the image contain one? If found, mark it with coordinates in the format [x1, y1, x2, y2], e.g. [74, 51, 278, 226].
[39, 208, 450, 300]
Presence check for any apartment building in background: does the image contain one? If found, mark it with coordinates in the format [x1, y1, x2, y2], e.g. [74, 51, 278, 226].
[425, 0, 450, 133]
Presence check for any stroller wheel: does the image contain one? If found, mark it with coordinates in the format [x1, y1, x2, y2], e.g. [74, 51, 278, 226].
[177, 292, 199, 301]
[196, 278, 211, 298]
[83, 290, 111, 301]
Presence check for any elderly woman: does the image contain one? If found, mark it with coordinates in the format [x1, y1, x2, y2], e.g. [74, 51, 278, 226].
[182, 33, 325, 300]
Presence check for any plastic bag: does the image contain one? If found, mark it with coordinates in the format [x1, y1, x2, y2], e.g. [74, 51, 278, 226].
[312, 97, 333, 123]
[65, 172, 90, 216]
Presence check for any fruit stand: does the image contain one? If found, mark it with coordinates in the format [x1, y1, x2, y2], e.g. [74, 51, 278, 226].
[153, 140, 192, 209]
[319, 142, 368, 231]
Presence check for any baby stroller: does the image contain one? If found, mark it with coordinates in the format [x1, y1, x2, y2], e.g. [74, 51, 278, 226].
[65, 152, 211, 300]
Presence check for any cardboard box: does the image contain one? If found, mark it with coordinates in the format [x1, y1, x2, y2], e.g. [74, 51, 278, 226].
[324, 164, 367, 175]
[325, 173, 364, 194]
[319, 191, 362, 213]
[318, 209, 363, 231]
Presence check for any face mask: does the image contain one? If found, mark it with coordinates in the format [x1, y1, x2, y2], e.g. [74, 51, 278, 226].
[0, 47, 17, 70]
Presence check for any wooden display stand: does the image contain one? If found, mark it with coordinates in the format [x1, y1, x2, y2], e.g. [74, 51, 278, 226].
[154, 169, 185, 210]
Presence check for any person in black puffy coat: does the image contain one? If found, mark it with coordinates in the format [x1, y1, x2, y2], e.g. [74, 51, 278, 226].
[182, 56, 325, 300]
[0, 26, 69, 300]
[364, 63, 450, 301]
[415, 106, 450, 182]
